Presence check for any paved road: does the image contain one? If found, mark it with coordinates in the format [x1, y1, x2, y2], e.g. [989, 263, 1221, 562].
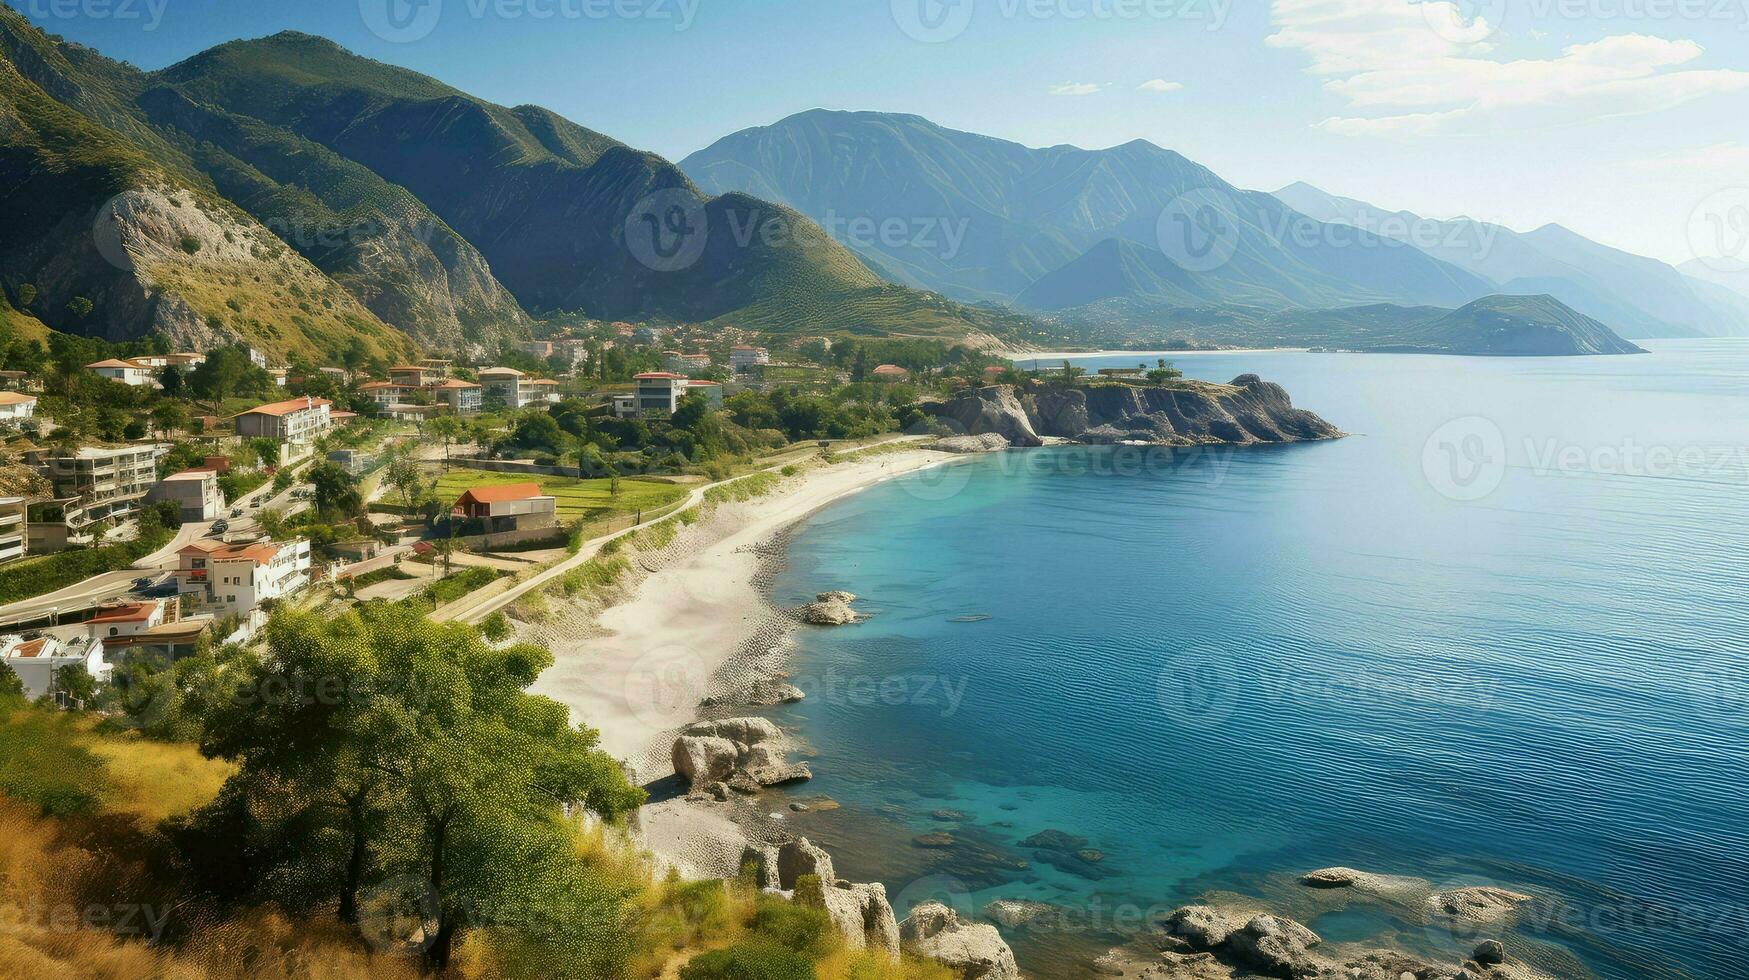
[437, 436, 924, 626]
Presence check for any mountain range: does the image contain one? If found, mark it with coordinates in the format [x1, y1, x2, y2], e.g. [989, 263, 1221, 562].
[0, 9, 1038, 361]
[1273, 182, 1749, 340]
[684, 110, 1748, 348]
[683, 109, 1491, 313]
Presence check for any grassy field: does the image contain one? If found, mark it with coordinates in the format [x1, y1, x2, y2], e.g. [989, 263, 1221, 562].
[434, 468, 690, 522]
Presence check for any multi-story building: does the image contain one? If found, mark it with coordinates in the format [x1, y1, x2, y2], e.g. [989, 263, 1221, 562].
[146, 469, 225, 522]
[0, 392, 37, 425]
[522, 378, 561, 405]
[430, 379, 483, 414]
[327, 449, 377, 477]
[86, 358, 156, 386]
[478, 367, 525, 408]
[175, 538, 312, 617]
[358, 381, 415, 411]
[234, 397, 332, 443]
[730, 346, 770, 373]
[32, 444, 168, 530]
[389, 363, 448, 387]
[613, 373, 724, 418]
[0, 496, 27, 565]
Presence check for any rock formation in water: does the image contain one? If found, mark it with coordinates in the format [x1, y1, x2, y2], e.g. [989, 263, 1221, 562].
[924, 377, 1341, 447]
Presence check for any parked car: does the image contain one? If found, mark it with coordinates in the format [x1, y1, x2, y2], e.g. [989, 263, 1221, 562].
[210, 520, 230, 535]
[230, 508, 244, 518]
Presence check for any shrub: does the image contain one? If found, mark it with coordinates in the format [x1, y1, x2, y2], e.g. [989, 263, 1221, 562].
[480, 611, 512, 643]
[679, 941, 814, 980]
[66, 296, 93, 318]
[179, 235, 202, 254]
[15, 282, 35, 307]
[750, 893, 833, 957]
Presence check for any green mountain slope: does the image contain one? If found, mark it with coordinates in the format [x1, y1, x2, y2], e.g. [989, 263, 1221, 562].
[682, 109, 1493, 311]
[145, 35, 1026, 344]
[1403, 295, 1646, 355]
[0, 6, 528, 353]
[0, 24, 414, 364]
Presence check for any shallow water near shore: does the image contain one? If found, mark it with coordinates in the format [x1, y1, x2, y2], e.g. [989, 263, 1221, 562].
[769, 340, 1749, 979]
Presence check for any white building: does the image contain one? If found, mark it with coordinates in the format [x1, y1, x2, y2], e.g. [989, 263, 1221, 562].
[614, 373, 723, 418]
[1, 634, 111, 702]
[85, 600, 170, 642]
[0, 497, 26, 565]
[478, 367, 525, 408]
[0, 391, 37, 424]
[175, 538, 312, 617]
[234, 396, 332, 443]
[430, 379, 483, 415]
[730, 346, 770, 373]
[86, 358, 156, 386]
[147, 469, 225, 522]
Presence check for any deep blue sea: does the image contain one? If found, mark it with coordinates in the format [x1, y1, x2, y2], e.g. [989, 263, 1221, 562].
[768, 340, 1749, 979]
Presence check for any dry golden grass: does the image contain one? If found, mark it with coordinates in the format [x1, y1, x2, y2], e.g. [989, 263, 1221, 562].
[0, 798, 427, 980]
[84, 730, 234, 828]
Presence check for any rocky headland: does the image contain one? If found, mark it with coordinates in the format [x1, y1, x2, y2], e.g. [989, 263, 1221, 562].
[923, 377, 1342, 447]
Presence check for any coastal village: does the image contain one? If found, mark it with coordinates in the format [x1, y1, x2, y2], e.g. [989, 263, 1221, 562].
[0, 319, 950, 704]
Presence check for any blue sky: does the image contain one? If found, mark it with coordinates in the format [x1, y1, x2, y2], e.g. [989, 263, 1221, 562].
[17, 0, 1749, 266]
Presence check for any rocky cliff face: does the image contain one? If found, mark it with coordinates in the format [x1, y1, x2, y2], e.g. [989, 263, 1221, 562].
[925, 376, 1341, 447]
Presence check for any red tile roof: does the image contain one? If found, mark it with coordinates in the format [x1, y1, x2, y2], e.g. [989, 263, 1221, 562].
[87, 358, 140, 370]
[238, 397, 332, 418]
[11, 638, 48, 658]
[180, 540, 280, 564]
[89, 602, 160, 625]
[635, 372, 685, 380]
[455, 483, 545, 506]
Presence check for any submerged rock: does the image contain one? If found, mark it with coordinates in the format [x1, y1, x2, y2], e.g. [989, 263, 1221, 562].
[1427, 886, 1533, 923]
[983, 899, 1067, 931]
[1018, 829, 1089, 851]
[801, 592, 861, 625]
[900, 901, 1021, 980]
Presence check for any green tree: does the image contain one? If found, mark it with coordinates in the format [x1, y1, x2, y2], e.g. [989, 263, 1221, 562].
[191, 607, 645, 970]
[308, 462, 363, 519]
[426, 415, 465, 470]
[383, 451, 426, 510]
[14, 283, 36, 308]
[66, 296, 93, 319]
[190, 346, 268, 413]
[151, 398, 189, 438]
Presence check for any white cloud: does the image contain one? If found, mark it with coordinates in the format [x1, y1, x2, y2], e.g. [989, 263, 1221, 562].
[1048, 82, 1109, 96]
[1267, 0, 1749, 135]
[1137, 79, 1185, 93]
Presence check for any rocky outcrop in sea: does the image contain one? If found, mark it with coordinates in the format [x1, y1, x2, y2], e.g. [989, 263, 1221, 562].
[924, 377, 1342, 447]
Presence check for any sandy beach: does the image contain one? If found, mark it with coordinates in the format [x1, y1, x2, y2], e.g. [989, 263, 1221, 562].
[526, 447, 968, 779]
[1000, 347, 1307, 360]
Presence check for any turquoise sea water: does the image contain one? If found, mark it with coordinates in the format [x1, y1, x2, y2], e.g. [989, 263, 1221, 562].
[768, 340, 1749, 979]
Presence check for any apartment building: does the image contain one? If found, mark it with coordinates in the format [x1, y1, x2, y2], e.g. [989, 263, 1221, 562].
[613, 373, 723, 418]
[430, 379, 483, 414]
[234, 397, 332, 443]
[0, 634, 111, 702]
[175, 538, 312, 617]
[146, 469, 225, 522]
[478, 367, 525, 408]
[663, 351, 713, 375]
[0, 497, 26, 565]
[32, 443, 168, 530]
[730, 346, 770, 373]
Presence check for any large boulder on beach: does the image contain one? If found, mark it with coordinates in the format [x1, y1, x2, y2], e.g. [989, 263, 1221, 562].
[1226, 915, 1321, 978]
[672, 736, 739, 789]
[776, 838, 836, 890]
[822, 880, 901, 957]
[929, 433, 1011, 454]
[684, 717, 783, 745]
[743, 743, 813, 786]
[900, 901, 1021, 980]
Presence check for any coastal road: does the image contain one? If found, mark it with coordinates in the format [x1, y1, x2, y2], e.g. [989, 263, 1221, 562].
[437, 436, 927, 627]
